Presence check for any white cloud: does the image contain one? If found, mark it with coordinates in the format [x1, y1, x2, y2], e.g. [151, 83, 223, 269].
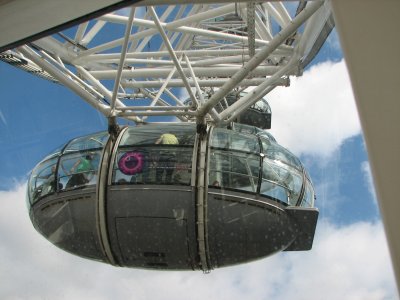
[267, 60, 360, 158]
[0, 184, 397, 299]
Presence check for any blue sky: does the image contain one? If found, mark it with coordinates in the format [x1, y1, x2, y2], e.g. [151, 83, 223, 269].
[0, 62, 108, 189]
[0, 18, 398, 300]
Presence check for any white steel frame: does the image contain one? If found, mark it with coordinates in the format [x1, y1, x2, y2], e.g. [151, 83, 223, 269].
[3, 0, 333, 126]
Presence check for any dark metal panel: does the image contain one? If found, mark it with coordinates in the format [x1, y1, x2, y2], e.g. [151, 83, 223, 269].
[30, 188, 107, 262]
[207, 192, 296, 268]
[284, 207, 319, 251]
[116, 216, 191, 269]
[106, 186, 198, 269]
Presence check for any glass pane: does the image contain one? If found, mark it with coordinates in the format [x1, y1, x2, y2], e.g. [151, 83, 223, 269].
[261, 159, 303, 204]
[28, 158, 58, 204]
[211, 128, 260, 153]
[63, 132, 108, 153]
[41, 144, 64, 161]
[232, 123, 276, 143]
[261, 139, 302, 170]
[113, 146, 193, 185]
[260, 180, 288, 203]
[301, 180, 315, 207]
[120, 123, 196, 147]
[257, 131, 276, 143]
[58, 151, 101, 190]
[231, 123, 258, 135]
[252, 98, 271, 113]
[209, 150, 259, 193]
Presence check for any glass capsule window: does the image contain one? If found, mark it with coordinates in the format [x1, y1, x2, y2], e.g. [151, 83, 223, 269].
[119, 124, 196, 147]
[113, 124, 196, 185]
[58, 150, 102, 190]
[40, 145, 63, 161]
[209, 127, 314, 207]
[28, 124, 315, 208]
[28, 158, 58, 204]
[209, 150, 260, 192]
[301, 179, 315, 207]
[210, 128, 260, 153]
[251, 98, 272, 114]
[261, 159, 303, 205]
[261, 138, 302, 171]
[231, 122, 276, 142]
[58, 132, 107, 190]
[63, 131, 108, 153]
[210, 128, 260, 195]
[256, 130, 276, 142]
[28, 132, 109, 205]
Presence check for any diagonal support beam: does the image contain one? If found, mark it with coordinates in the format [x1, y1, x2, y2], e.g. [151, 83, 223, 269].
[148, 6, 198, 107]
[220, 55, 297, 122]
[76, 66, 142, 123]
[110, 7, 135, 113]
[18, 45, 111, 117]
[197, 1, 323, 119]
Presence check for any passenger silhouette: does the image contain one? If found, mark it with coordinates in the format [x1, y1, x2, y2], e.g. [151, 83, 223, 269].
[155, 133, 178, 183]
[66, 154, 95, 188]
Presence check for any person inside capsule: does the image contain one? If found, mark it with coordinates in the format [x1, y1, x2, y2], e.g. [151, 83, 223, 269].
[32, 164, 57, 198]
[155, 133, 179, 184]
[64, 153, 95, 188]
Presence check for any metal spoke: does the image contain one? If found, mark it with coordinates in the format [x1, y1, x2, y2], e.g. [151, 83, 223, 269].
[1, 1, 334, 126]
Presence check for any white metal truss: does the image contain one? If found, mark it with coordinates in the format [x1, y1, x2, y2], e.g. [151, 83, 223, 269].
[0, 0, 334, 126]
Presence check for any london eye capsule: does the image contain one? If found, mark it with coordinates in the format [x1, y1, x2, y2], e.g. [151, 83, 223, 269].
[185, 92, 272, 129]
[217, 92, 272, 129]
[27, 122, 317, 271]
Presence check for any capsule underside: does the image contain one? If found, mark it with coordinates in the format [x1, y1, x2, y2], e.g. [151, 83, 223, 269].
[28, 123, 318, 271]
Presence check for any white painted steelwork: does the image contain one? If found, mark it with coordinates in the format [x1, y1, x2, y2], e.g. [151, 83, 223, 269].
[2, 0, 333, 126]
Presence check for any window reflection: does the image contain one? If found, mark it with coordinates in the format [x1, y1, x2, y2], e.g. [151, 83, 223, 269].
[209, 151, 260, 193]
[261, 139, 302, 170]
[211, 128, 260, 153]
[209, 127, 314, 207]
[301, 181, 315, 207]
[28, 132, 108, 204]
[261, 159, 303, 204]
[120, 124, 196, 147]
[59, 151, 100, 190]
[29, 158, 58, 203]
[114, 124, 196, 186]
[64, 132, 108, 153]
[28, 124, 315, 209]
[113, 147, 193, 185]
